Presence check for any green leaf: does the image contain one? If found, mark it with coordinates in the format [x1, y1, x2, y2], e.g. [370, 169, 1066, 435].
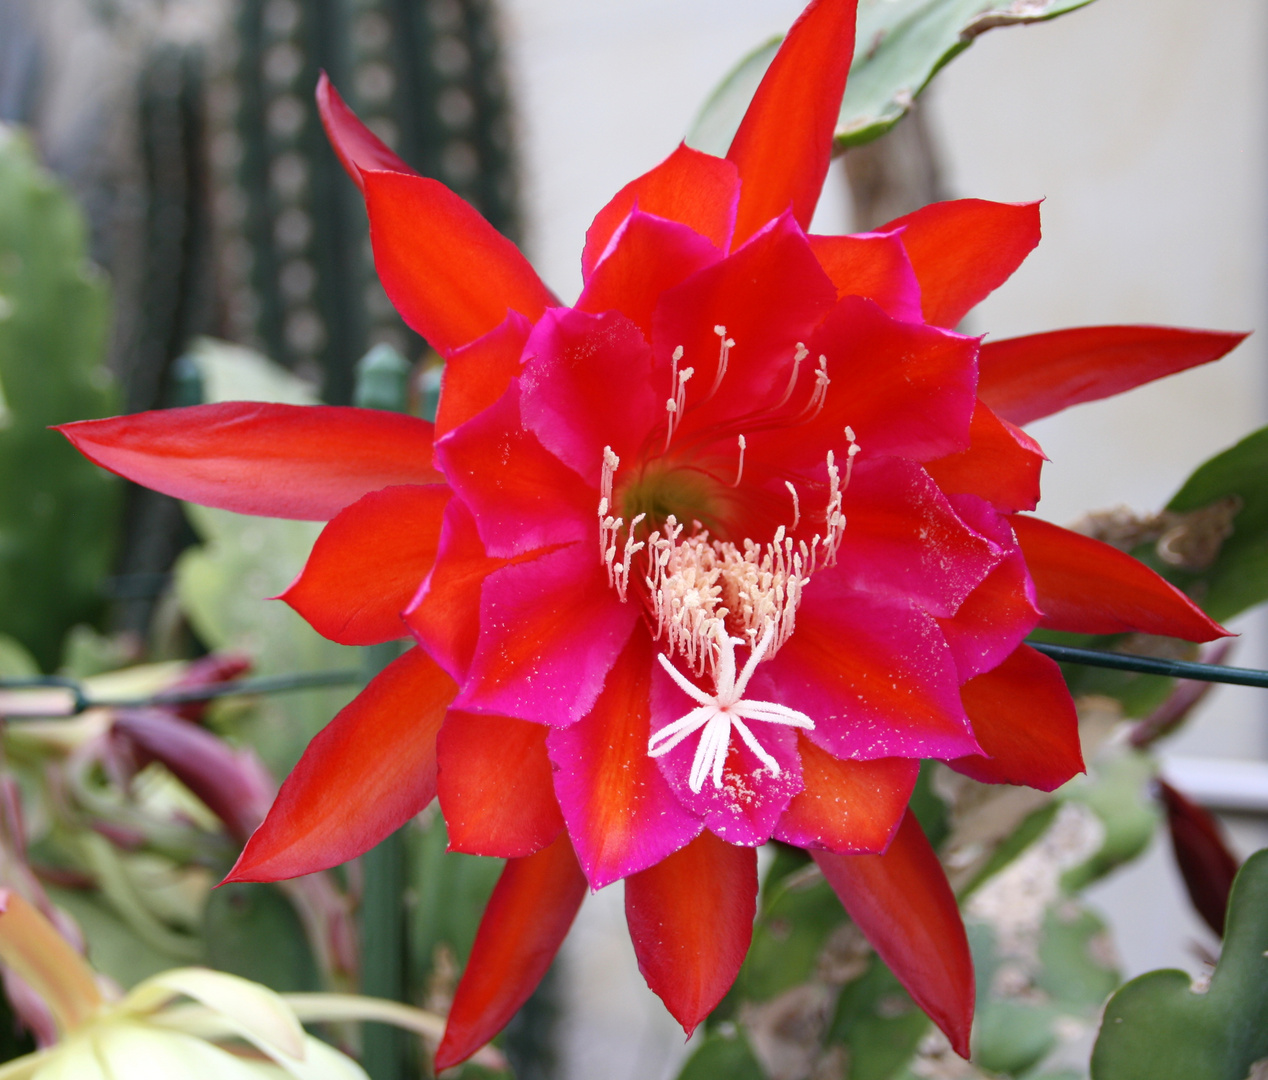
[203, 883, 320, 994]
[687, 0, 1098, 156]
[1059, 749, 1159, 893]
[0, 126, 120, 670]
[1036, 905, 1119, 1010]
[827, 954, 929, 1080]
[1163, 423, 1268, 623]
[974, 1000, 1060, 1075]
[675, 1026, 766, 1080]
[1090, 848, 1268, 1080]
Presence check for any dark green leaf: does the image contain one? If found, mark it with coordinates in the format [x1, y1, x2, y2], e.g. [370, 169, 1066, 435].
[829, 954, 929, 1080]
[676, 1026, 767, 1080]
[1091, 848, 1268, 1080]
[203, 882, 320, 992]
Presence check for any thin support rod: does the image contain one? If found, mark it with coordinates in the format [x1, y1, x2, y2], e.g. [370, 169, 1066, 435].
[1030, 642, 1268, 689]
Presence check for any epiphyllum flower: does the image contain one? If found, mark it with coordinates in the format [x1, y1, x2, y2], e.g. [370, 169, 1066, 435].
[59, 0, 1243, 1065]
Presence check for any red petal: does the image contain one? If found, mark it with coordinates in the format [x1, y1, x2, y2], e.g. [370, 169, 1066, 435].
[547, 631, 702, 888]
[808, 231, 923, 322]
[316, 73, 414, 190]
[775, 738, 917, 854]
[726, 0, 858, 246]
[435, 312, 532, 440]
[577, 211, 723, 340]
[456, 542, 639, 728]
[924, 401, 1044, 513]
[882, 200, 1041, 328]
[1012, 515, 1229, 641]
[949, 644, 1083, 791]
[281, 484, 450, 645]
[814, 810, 974, 1057]
[624, 832, 757, 1036]
[364, 170, 556, 355]
[58, 403, 440, 521]
[978, 325, 1248, 426]
[433, 383, 594, 558]
[404, 498, 505, 683]
[226, 648, 455, 881]
[437, 711, 564, 858]
[582, 144, 739, 279]
[1158, 780, 1240, 938]
[435, 833, 587, 1071]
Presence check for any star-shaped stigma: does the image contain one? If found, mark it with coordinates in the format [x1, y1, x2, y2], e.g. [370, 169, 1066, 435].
[649, 623, 815, 793]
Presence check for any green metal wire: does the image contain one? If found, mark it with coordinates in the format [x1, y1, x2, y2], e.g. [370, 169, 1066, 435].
[1029, 642, 1268, 689]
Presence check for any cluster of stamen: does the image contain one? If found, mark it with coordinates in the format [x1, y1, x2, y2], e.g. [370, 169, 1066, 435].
[598, 328, 861, 789]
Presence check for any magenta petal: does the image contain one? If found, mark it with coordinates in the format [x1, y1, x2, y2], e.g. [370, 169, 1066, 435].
[768, 577, 979, 760]
[650, 663, 802, 846]
[808, 230, 923, 323]
[834, 456, 1002, 618]
[937, 495, 1040, 681]
[651, 213, 838, 431]
[546, 631, 702, 888]
[455, 541, 638, 727]
[434, 382, 593, 558]
[519, 308, 663, 485]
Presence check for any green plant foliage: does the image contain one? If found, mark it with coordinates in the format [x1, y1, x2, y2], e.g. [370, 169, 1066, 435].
[676, 1026, 766, 1080]
[203, 882, 320, 993]
[1059, 749, 1159, 893]
[688, 0, 1097, 155]
[0, 126, 120, 670]
[828, 955, 929, 1079]
[1162, 423, 1268, 623]
[174, 339, 357, 777]
[1091, 848, 1268, 1080]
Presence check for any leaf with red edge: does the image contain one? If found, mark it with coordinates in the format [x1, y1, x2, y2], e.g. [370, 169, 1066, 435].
[58, 403, 441, 521]
[281, 484, 450, 645]
[1158, 780, 1240, 938]
[227, 648, 455, 882]
[1012, 515, 1229, 641]
[727, 0, 858, 247]
[435, 833, 587, 1071]
[882, 199, 1041, 328]
[949, 644, 1084, 791]
[625, 832, 757, 1036]
[364, 170, 556, 356]
[978, 325, 1247, 426]
[437, 710, 564, 859]
[776, 738, 917, 854]
[814, 810, 975, 1057]
[581, 144, 739, 278]
[316, 73, 415, 189]
[925, 401, 1044, 513]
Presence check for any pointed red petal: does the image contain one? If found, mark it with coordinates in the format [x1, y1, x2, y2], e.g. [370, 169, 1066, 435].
[1157, 780, 1240, 938]
[577, 212, 723, 340]
[1012, 515, 1229, 641]
[226, 648, 455, 882]
[434, 312, 531, 440]
[726, 0, 858, 246]
[547, 632, 702, 889]
[316, 73, 415, 190]
[978, 325, 1248, 426]
[435, 833, 587, 1071]
[776, 738, 918, 854]
[625, 832, 757, 1036]
[808, 231, 923, 322]
[282, 484, 450, 645]
[949, 644, 1083, 791]
[582, 145, 739, 278]
[437, 711, 564, 858]
[882, 200, 1041, 328]
[814, 810, 974, 1057]
[58, 403, 441, 520]
[925, 401, 1044, 513]
[364, 170, 556, 355]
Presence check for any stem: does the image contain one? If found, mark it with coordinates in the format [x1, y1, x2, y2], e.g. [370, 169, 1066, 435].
[1030, 642, 1268, 689]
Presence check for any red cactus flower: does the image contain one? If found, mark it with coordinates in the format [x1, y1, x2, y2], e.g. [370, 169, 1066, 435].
[59, 0, 1241, 1064]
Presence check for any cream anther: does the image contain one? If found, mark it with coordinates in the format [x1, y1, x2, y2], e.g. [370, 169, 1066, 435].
[706, 325, 736, 400]
[775, 342, 810, 409]
[664, 352, 695, 450]
[731, 435, 747, 487]
[648, 624, 815, 792]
